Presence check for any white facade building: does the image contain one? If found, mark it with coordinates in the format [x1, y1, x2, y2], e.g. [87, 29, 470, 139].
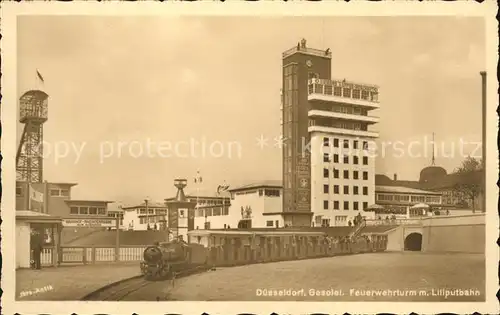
[122, 201, 168, 231]
[308, 78, 379, 226]
[122, 182, 287, 231]
[191, 181, 284, 229]
[106, 203, 124, 229]
[228, 181, 284, 228]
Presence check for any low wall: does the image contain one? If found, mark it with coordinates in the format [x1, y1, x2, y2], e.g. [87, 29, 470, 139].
[421, 214, 485, 253]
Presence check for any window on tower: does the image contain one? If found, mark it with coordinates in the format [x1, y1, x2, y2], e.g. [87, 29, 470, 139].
[361, 90, 369, 100]
[363, 156, 369, 165]
[343, 88, 351, 98]
[334, 87, 342, 97]
[352, 89, 361, 99]
[308, 84, 314, 94]
[325, 84, 332, 95]
[343, 186, 349, 194]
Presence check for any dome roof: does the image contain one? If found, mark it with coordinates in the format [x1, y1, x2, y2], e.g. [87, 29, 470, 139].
[419, 166, 447, 183]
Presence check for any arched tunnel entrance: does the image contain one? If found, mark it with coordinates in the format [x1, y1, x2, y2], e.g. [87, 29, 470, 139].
[404, 233, 422, 251]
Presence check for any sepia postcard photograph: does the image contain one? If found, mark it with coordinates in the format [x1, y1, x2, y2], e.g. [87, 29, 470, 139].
[1, 1, 498, 315]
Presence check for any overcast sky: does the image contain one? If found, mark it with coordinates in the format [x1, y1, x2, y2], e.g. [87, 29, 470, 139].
[17, 16, 485, 204]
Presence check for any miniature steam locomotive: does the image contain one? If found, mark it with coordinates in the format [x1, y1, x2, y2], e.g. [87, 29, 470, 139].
[140, 240, 208, 280]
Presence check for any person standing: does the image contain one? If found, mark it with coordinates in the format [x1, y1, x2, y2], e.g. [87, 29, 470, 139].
[30, 228, 43, 270]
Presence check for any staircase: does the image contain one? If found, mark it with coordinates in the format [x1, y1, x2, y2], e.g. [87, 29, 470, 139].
[349, 220, 366, 239]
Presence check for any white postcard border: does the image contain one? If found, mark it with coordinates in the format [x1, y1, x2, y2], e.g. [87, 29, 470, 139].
[1, 1, 498, 314]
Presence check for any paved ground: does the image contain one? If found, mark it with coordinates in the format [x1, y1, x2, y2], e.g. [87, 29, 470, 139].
[16, 263, 141, 301]
[148, 252, 485, 302]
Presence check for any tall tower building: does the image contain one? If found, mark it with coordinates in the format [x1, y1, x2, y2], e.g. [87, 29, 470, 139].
[281, 39, 380, 227]
[16, 90, 48, 183]
[281, 39, 332, 227]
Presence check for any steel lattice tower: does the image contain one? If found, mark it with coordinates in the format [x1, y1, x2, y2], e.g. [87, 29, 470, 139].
[16, 90, 48, 183]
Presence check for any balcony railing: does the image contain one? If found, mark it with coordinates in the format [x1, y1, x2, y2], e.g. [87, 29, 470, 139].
[308, 125, 379, 138]
[308, 78, 379, 107]
[308, 110, 379, 124]
[282, 46, 332, 59]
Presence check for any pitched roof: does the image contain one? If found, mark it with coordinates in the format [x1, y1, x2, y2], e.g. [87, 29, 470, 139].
[122, 201, 167, 209]
[228, 180, 283, 192]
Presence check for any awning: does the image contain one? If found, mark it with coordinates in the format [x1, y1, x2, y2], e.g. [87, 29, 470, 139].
[16, 210, 63, 224]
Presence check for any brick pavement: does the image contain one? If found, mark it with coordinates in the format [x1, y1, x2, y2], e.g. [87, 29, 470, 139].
[160, 252, 485, 302]
[16, 263, 141, 301]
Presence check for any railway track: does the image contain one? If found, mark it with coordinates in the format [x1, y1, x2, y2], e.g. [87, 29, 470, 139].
[82, 276, 152, 301]
[82, 265, 212, 301]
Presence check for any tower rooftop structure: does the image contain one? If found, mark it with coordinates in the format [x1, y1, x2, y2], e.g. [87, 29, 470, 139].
[282, 38, 333, 59]
[16, 88, 49, 183]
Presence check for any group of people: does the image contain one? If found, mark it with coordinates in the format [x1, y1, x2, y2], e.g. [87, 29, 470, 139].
[347, 213, 366, 227]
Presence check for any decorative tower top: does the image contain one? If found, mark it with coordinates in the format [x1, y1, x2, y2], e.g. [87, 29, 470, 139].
[300, 38, 307, 49]
[174, 178, 188, 202]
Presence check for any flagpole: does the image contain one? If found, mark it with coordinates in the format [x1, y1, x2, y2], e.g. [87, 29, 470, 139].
[221, 183, 225, 221]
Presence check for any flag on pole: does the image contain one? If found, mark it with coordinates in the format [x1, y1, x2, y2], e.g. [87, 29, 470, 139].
[36, 70, 45, 83]
[217, 181, 230, 195]
[194, 171, 203, 184]
[29, 184, 44, 203]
